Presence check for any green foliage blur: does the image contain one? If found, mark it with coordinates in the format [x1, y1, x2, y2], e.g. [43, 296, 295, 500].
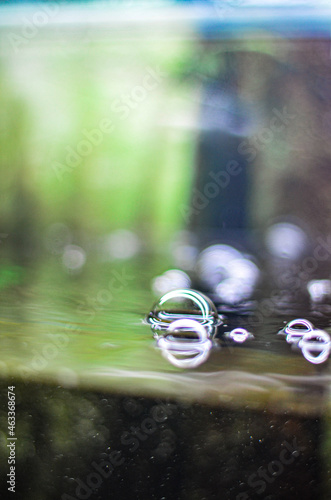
[0, 26, 198, 263]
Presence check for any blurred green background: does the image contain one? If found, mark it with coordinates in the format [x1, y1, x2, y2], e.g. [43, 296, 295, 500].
[1, 5, 331, 500]
[0, 25, 199, 265]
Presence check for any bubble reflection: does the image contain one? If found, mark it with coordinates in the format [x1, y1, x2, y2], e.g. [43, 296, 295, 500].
[298, 330, 331, 365]
[157, 319, 212, 369]
[226, 327, 253, 344]
[279, 318, 331, 365]
[283, 318, 314, 344]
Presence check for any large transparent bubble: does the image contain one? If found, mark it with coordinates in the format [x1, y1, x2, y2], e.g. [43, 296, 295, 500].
[147, 288, 221, 336]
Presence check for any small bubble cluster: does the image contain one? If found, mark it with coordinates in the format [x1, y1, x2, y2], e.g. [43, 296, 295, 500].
[279, 318, 331, 364]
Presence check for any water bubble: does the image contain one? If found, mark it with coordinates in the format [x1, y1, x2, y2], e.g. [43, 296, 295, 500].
[197, 244, 259, 304]
[307, 280, 331, 303]
[281, 318, 314, 344]
[123, 398, 142, 416]
[147, 289, 221, 336]
[265, 222, 308, 260]
[227, 327, 253, 343]
[157, 319, 212, 369]
[170, 230, 198, 271]
[227, 258, 259, 285]
[215, 278, 254, 305]
[62, 245, 86, 272]
[152, 269, 191, 296]
[166, 318, 209, 343]
[298, 329, 331, 364]
[102, 229, 140, 261]
[197, 244, 241, 289]
[172, 244, 198, 271]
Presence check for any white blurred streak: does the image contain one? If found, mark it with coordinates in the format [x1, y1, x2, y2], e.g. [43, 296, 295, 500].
[1, 1, 331, 36]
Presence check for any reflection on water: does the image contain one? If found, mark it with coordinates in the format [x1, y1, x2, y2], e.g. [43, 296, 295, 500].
[147, 288, 216, 367]
[0, 255, 329, 408]
[299, 329, 331, 365]
[149, 287, 331, 368]
[278, 318, 331, 364]
[0, 256, 329, 499]
[225, 327, 254, 344]
[157, 318, 212, 368]
[279, 318, 314, 343]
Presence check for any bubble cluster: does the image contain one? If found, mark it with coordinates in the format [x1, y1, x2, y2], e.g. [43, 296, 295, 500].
[197, 244, 259, 304]
[280, 318, 331, 365]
